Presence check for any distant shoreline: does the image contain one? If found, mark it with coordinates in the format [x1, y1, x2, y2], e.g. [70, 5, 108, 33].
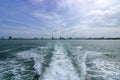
[0, 38, 120, 40]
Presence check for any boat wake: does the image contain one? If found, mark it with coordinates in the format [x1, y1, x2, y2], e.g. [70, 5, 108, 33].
[65, 44, 120, 80]
[86, 51, 120, 80]
[1, 41, 120, 80]
[41, 42, 80, 80]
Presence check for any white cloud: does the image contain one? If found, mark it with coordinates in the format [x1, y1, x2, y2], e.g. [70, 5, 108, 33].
[57, 0, 93, 14]
[57, 0, 120, 15]
[80, 3, 120, 28]
[45, 23, 120, 38]
[1, 0, 120, 38]
[65, 25, 120, 38]
[18, 0, 120, 38]
[33, 11, 53, 20]
[86, 4, 120, 16]
[94, 0, 119, 9]
[32, 11, 63, 20]
[58, 0, 84, 9]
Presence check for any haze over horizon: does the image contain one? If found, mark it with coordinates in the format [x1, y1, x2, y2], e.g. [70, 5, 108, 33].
[0, 0, 120, 38]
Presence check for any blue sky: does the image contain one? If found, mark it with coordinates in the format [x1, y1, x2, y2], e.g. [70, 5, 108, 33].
[0, 0, 120, 38]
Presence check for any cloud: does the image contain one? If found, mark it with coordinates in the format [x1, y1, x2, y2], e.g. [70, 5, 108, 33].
[32, 11, 53, 20]
[30, 0, 120, 37]
[86, 4, 120, 16]
[31, 10, 67, 29]
[32, 10, 62, 20]
[43, 23, 120, 38]
[0, 24, 44, 38]
[57, 0, 120, 16]
[55, 0, 120, 30]
[66, 24, 120, 38]
[79, 3, 120, 28]
[28, 0, 44, 5]
[93, 0, 119, 9]
[0, 0, 120, 38]
[57, 0, 93, 15]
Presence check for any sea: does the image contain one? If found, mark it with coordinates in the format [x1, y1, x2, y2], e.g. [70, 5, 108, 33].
[0, 40, 120, 80]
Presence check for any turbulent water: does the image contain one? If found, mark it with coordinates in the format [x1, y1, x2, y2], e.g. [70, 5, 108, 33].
[0, 40, 120, 80]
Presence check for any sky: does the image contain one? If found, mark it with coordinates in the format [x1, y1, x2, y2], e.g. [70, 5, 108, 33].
[0, 0, 120, 38]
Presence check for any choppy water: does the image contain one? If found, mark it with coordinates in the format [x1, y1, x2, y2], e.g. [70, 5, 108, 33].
[0, 40, 120, 80]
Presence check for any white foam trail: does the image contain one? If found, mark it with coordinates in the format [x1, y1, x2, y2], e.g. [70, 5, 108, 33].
[0, 59, 30, 80]
[17, 50, 44, 75]
[37, 46, 48, 49]
[42, 43, 80, 80]
[80, 52, 88, 80]
[76, 46, 83, 50]
[74, 48, 88, 80]
[0, 49, 11, 52]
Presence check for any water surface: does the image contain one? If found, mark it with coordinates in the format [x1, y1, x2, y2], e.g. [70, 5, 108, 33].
[0, 40, 120, 80]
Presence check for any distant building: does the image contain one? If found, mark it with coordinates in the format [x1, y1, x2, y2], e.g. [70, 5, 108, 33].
[2, 37, 4, 40]
[51, 37, 54, 40]
[34, 38, 39, 40]
[69, 37, 72, 40]
[41, 37, 43, 40]
[59, 37, 65, 40]
[9, 36, 12, 40]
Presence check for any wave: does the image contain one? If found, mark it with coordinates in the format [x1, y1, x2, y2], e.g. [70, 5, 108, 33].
[16, 45, 53, 80]
[0, 58, 35, 80]
[41, 42, 80, 80]
[1, 41, 120, 80]
[86, 51, 120, 80]
[0, 49, 11, 53]
[65, 44, 120, 80]
[71, 47, 89, 80]
[17, 49, 44, 76]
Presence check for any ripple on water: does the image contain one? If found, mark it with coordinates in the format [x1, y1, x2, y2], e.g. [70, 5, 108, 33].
[86, 51, 120, 80]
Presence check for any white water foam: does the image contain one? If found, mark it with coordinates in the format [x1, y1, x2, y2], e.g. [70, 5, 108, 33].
[72, 47, 89, 80]
[86, 51, 120, 80]
[17, 49, 44, 75]
[0, 46, 49, 80]
[76, 46, 83, 50]
[0, 49, 11, 52]
[41, 43, 80, 80]
[0, 58, 33, 80]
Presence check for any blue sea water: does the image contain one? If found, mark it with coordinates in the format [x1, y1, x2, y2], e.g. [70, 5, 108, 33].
[0, 40, 120, 80]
